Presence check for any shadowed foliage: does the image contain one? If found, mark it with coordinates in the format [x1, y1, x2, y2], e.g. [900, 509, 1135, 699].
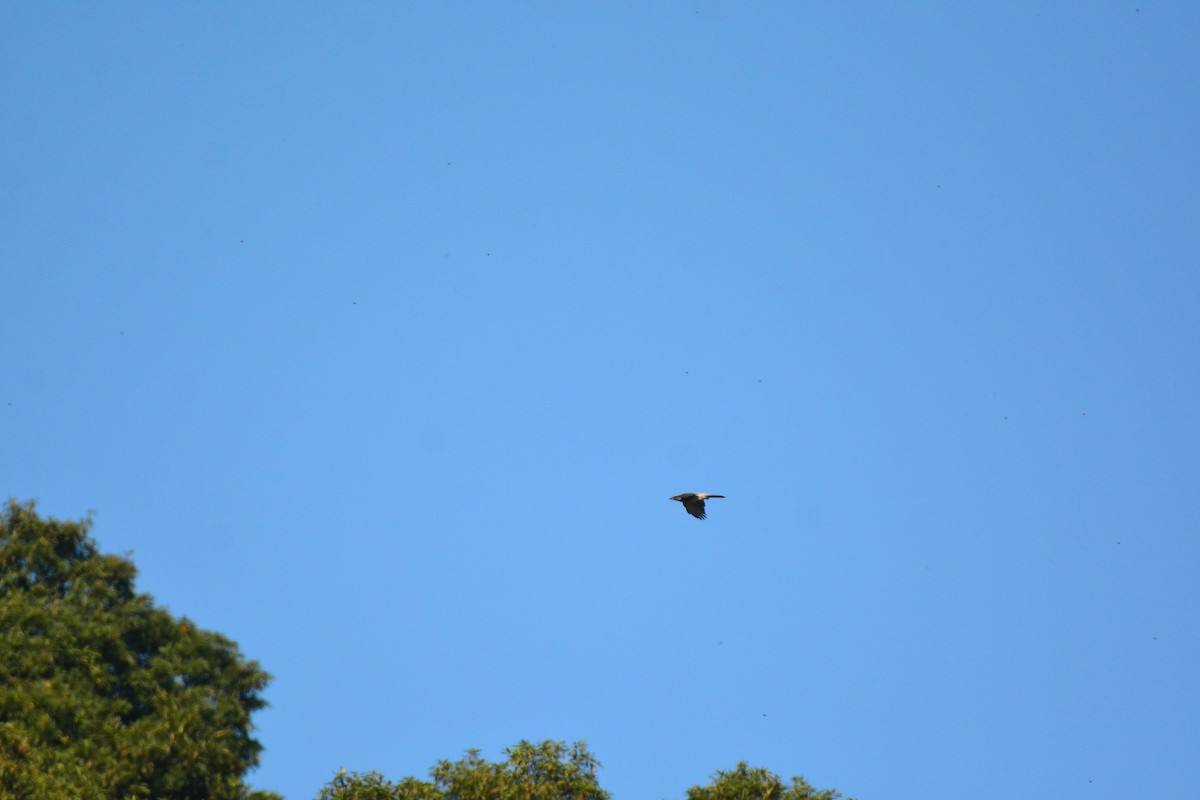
[0, 499, 279, 800]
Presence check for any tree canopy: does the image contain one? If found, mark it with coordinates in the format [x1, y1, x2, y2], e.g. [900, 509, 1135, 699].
[0, 499, 279, 800]
[317, 740, 608, 800]
[686, 762, 848, 800]
[316, 741, 850, 800]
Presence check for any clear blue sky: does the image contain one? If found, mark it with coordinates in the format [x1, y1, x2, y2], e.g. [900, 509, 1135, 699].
[3, 4, 1198, 799]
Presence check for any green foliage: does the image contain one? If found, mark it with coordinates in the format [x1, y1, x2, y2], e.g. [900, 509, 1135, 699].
[316, 769, 442, 800]
[0, 499, 280, 800]
[317, 743, 851, 800]
[686, 762, 849, 800]
[317, 740, 609, 800]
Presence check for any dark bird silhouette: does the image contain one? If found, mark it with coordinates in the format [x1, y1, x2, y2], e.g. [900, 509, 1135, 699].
[670, 493, 725, 519]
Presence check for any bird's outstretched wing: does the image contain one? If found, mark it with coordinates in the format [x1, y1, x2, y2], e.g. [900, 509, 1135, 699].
[682, 498, 707, 519]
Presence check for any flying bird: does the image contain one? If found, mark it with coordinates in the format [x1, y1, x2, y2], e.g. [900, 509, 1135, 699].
[670, 493, 725, 519]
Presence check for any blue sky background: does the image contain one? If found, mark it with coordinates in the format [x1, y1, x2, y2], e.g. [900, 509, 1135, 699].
[3, 3, 1198, 799]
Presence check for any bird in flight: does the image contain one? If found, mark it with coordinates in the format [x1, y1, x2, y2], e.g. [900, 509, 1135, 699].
[670, 493, 725, 519]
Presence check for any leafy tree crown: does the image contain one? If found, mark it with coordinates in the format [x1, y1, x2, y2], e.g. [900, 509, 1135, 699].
[0, 499, 279, 800]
